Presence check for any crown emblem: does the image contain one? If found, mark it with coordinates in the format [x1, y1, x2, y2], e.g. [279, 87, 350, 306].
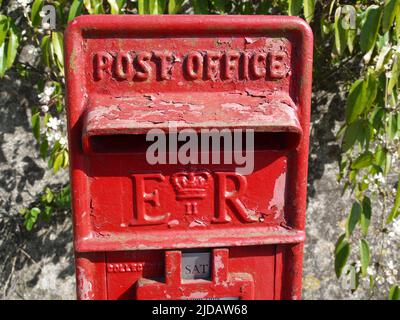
[171, 171, 211, 200]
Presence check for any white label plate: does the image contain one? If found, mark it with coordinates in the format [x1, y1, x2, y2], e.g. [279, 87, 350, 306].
[181, 252, 211, 280]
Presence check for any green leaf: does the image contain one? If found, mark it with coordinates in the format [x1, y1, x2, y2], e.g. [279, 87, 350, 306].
[348, 264, 359, 292]
[396, 8, 400, 40]
[388, 52, 400, 94]
[387, 174, 400, 224]
[388, 112, 398, 141]
[288, 0, 302, 16]
[346, 201, 361, 238]
[371, 107, 384, 131]
[63, 150, 69, 168]
[361, 197, 371, 236]
[84, 0, 104, 14]
[107, 0, 125, 14]
[149, 0, 166, 14]
[303, 0, 315, 22]
[374, 145, 386, 167]
[364, 71, 378, 113]
[51, 32, 64, 74]
[108, 0, 119, 14]
[192, 0, 208, 14]
[83, 0, 91, 13]
[56, 99, 63, 113]
[51, 32, 63, 62]
[375, 46, 392, 73]
[25, 207, 41, 230]
[43, 112, 50, 126]
[211, 0, 226, 12]
[30, 207, 41, 217]
[384, 151, 392, 176]
[349, 169, 357, 184]
[336, 123, 347, 139]
[6, 23, 19, 69]
[53, 152, 64, 173]
[351, 152, 373, 169]
[168, 0, 184, 14]
[334, 7, 347, 56]
[31, 0, 44, 27]
[397, 111, 400, 134]
[360, 5, 382, 54]
[40, 136, 49, 159]
[0, 15, 9, 47]
[382, 0, 399, 34]
[44, 187, 54, 203]
[359, 120, 374, 147]
[345, 79, 367, 124]
[138, 0, 150, 14]
[25, 218, 35, 231]
[68, 0, 84, 22]
[242, 3, 253, 14]
[320, 15, 332, 36]
[42, 206, 53, 220]
[347, 28, 356, 54]
[328, 0, 336, 17]
[389, 285, 400, 300]
[359, 239, 370, 277]
[31, 111, 40, 141]
[96, 1, 105, 13]
[369, 275, 375, 290]
[256, 1, 270, 14]
[342, 120, 363, 152]
[378, 31, 390, 51]
[0, 41, 6, 77]
[340, 5, 357, 53]
[40, 35, 51, 67]
[335, 234, 350, 278]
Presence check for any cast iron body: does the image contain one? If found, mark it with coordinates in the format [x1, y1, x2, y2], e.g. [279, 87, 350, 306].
[64, 15, 313, 300]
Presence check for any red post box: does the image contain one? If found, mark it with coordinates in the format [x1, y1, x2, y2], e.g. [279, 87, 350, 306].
[65, 15, 313, 300]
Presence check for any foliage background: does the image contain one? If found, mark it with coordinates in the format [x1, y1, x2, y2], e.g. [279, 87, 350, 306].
[0, 0, 399, 299]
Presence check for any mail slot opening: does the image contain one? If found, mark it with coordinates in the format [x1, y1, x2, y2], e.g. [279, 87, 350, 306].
[84, 131, 301, 154]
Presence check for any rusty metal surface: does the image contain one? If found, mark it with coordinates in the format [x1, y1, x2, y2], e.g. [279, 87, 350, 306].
[64, 15, 313, 300]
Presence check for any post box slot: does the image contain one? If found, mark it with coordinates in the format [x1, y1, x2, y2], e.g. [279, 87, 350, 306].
[87, 134, 147, 153]
[85, 131, 300, 154]
[83, 91, 302, 154]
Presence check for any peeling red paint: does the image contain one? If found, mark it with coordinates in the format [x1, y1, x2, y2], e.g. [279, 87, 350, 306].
[76, 266, 94, 300]
[269, 172, 287, 219]
[82, 91, 301, 144]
